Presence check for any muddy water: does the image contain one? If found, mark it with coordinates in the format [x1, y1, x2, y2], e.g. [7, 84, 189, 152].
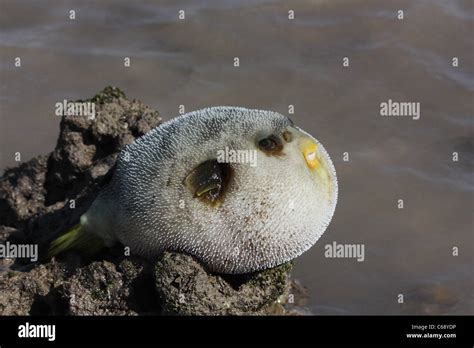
[0, 0, 472, 314]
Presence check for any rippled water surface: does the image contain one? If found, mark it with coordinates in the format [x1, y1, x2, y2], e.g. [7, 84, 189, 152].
[1, 0, 473, 314]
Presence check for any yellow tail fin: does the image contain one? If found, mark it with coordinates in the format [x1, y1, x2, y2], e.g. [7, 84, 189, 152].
[48, 223, 104, 258]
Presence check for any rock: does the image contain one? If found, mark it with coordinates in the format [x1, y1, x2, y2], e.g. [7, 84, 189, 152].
[0, 86, 295, 316]
[0, 156, 48, 228]
[57, 257, 159, 315]
[0, 226, 20, 273]
[0, 259, 67, 315]
[155, 252, 292, 315]
[44, 86, 161, 206]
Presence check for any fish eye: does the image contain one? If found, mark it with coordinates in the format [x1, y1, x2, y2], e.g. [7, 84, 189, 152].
[257, 134, 283, 154]
[259, 137, 277, 150]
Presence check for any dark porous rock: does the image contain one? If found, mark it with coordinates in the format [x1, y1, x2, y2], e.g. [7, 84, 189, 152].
[155, 252, 292, 315]
[44, 86, 162, 206]
[0, 259, 67, 315]
[57, 257, 159, 315]
[0, 156, 49, 228]
[0, 86, 295, 316]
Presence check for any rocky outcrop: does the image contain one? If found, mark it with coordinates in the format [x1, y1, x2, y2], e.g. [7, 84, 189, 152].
[0, 87, 296, 315]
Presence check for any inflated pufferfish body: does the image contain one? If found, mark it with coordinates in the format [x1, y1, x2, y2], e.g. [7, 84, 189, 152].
[54, 107, 338, 274]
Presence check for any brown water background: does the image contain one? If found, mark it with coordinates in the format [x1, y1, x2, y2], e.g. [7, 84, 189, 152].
[0, 0, 473, 314]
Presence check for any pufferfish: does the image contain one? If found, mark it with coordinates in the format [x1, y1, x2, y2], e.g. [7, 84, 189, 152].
[50, 107, 338, 274]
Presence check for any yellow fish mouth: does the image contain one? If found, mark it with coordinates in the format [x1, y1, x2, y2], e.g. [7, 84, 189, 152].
[301, 139, 320, 170]
[300, 137, 332, 192]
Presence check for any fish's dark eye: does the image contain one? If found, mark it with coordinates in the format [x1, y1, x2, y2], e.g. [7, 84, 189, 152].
[257, 135, 283, 155]
[259, 137, 277, 150]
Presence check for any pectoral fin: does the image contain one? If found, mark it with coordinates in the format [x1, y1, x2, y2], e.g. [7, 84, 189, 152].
[185, 160, 232, 205]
